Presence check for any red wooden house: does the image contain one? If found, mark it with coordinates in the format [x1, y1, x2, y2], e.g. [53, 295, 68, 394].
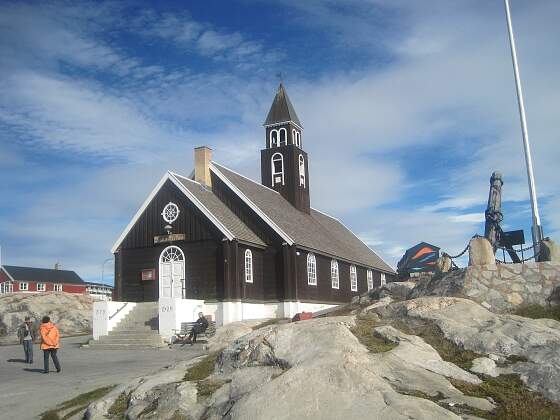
[0, 265, 87, 295]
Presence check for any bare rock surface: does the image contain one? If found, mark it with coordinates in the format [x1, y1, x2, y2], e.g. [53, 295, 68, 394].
[0, 292, 93, 344]
[378, 297, 560, 402]
[205, 319, 264, 353]
[470, 357, 499, 377]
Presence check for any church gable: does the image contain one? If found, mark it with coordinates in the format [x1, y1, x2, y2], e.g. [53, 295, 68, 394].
[112, 172, 264, 253]
[119, 178, 217, 250]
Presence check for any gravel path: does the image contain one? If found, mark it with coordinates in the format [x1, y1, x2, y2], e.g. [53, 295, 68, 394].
[0, 336, 205, 420]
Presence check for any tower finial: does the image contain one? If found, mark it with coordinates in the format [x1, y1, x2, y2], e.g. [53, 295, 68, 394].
[276, 72, 283, 84]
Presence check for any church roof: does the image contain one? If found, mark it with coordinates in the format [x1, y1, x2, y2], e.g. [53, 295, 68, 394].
[172, 173, 265, 247]
[264, 83, 302, 128]
[210, 162, 395, 273]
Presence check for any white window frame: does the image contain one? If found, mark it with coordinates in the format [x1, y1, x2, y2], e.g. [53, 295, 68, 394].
[350, 266, 357, 292]
[54, 283, 63, 292]
[292, 129, 296, 145]
[330, 260, 339, 289]
[299, 154, 306, 187]
[367, 270, 373, 290]
[271, 152, 285, 186]
[307, 253, 317, 286]
[0, 282, 10, 294]
[296, 131, 301, 147]
[269, 129, 278, 148]
[37, 283, 46, 292]
[380, 273, 386, 286]
[19, 282, 29, 291]
[244, 249, 253, 283]
[279, 128, 287, 146]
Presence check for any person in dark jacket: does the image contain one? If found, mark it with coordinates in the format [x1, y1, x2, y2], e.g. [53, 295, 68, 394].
[17, 316, 36, 364]
[187, 312, 209, 344]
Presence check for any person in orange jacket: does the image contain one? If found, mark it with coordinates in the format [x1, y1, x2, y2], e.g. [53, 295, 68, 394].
[39, 316, 61, 374]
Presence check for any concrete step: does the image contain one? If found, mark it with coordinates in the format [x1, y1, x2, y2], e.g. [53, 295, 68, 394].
[86, 343, 166, 350]
[97, 337, 163, 345]
[108, 330, 159, 337]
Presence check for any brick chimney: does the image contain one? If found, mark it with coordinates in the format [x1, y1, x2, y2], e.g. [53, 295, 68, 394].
[194, 146, 212, 187]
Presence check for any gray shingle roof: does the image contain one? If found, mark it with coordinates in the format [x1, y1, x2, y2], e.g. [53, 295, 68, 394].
[211, 163, 395, 273]
[264, 83, 302, 128]
[172, 173, 265, 247]
[2, 265, 85, 284]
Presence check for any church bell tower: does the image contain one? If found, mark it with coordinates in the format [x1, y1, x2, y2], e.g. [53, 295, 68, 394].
[261, 84, 310, 214]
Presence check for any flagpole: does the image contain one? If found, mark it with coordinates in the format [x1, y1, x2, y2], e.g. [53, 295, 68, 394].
[503, 0, 544, 251]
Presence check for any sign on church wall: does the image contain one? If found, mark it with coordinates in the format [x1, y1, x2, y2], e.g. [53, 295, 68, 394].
[153, 233, 186, 245]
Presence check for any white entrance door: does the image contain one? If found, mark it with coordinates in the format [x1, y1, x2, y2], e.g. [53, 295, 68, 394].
[159, 246, 185, 299]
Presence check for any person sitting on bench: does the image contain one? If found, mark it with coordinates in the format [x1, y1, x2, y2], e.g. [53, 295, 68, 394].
[188, 312, 209, 344]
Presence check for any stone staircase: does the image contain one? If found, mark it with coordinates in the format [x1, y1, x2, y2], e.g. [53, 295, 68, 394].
[88, 302, 165, 350]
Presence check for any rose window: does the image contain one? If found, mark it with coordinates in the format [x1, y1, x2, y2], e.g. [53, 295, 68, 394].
[161, 202, 180, 223]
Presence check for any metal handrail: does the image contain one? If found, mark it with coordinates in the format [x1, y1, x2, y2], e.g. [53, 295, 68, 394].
[109, 302, 129, 320]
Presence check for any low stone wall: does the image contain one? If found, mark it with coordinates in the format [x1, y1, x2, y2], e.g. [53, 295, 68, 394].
[410, 262, 560, 312]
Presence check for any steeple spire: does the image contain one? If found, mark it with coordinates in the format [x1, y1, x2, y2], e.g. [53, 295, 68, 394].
[264, 83, 302, 129]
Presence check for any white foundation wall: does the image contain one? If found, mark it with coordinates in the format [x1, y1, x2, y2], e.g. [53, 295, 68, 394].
[159, 298, 205, 341]
[212, 301, 339, 326]
[93, 301, 136, 339]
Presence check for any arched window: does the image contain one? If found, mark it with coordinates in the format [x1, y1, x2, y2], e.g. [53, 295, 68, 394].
[307, 253, 317, 285]
[270, 129, 279, 148]
[292, 129, 296, 145]
[367, 270, 373, 290]
[350, 265, 357, 291]
[271, 153, 284, 186]
[295, 131, 301, 147]
[331, 260, 339, 289]
[245, 249, 253, 283]
[380, 273, 386, 286]
[279, 128, 287, 146]
[299, 154, 305, 187]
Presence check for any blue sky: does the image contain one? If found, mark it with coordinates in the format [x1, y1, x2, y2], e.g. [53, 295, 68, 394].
[1, 0, 559, 283]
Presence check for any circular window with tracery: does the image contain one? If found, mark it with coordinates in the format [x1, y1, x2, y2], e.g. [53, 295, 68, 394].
[161, 202, 180, 223]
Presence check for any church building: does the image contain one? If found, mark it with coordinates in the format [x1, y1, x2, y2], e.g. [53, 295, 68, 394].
[111, 84, 395, 328]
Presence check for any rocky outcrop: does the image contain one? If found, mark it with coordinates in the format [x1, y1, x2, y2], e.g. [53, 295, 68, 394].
[204, 320, 265, 353]
[410, 262, 560, 312]
[88, 316, 496, 419]
[377, 297, 560, 403]
[0, 292, 93, 344]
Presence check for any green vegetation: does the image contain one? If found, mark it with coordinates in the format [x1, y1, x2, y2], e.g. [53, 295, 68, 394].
[451, 375, 560, 419]
[402, 320, 481, 370]
[183, 353, 219, 382]
[107, 392, 130, 418]
[252, 318, 283, 330]
[325, 304, 356, 317]
[40, 385, 116, 420]
[197, 379, 230, 399]
[513, 304, 560, 322]
[351, 317, 397, 353]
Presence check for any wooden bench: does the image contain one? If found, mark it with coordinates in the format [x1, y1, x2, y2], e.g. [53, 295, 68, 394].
[172, 318, 216, 344]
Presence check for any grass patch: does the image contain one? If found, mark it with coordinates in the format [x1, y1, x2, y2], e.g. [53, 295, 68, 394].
[183, 353, 219, 382]
[451, 375, 560, 419]
[107, 392, 130, 418]
[351, 318, 397, 353]
[513, 304, 560, 322]
[40, 411, 60, 420]
[252, 318, 282, 330]
[40, 385, 116, 420]
[396, 319, 481, 370]
[325, 304, 357, 317]
[197, 379, 230, 399]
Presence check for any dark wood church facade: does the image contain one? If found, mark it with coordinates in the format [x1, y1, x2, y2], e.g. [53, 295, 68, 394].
[111, 84, 395, 325]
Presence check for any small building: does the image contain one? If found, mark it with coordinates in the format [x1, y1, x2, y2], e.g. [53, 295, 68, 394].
[107, 84, 395, 335]
[85, 282, 114, 301]
[0, 265, 86, 295]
